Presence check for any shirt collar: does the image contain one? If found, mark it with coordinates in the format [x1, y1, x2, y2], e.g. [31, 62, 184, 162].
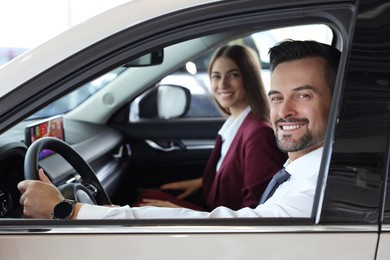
[218, 106, 251, 138]
[284, 147, 324, 179]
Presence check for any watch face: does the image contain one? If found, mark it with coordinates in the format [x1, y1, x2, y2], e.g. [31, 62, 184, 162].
[53, 200, 74, 219]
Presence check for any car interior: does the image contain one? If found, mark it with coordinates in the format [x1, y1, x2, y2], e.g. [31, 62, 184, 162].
[0, 22, 335, 219]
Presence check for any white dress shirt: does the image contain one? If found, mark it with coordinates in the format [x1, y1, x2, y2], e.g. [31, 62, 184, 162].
[78, 147, 323, 219]
[216, 106, 250, 171]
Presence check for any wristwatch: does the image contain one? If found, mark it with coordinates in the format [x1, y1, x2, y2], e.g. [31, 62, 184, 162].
[52, 199, 76, 219]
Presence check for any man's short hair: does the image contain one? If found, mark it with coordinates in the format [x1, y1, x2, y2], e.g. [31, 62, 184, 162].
[269, 40, 341, 94]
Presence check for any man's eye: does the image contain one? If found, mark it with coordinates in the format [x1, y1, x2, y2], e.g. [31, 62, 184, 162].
[298, 93, 311, 99]
[270, 96, 282, 102]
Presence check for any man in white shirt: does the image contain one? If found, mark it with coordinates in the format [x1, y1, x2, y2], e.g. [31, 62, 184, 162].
[18, 40, 341, 219]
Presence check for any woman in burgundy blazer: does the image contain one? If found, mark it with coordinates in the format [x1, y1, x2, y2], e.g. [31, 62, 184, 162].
[136, 45, 286, 210]
[203, 112, 285, 210]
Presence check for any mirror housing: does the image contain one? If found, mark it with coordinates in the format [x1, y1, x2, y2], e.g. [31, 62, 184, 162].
[133, 84, 191, 120]
[124, 49, 164, 67]
[157, 85, 190, 119]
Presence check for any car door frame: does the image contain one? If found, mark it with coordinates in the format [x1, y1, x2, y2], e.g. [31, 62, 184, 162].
[1, 0, 380, 259]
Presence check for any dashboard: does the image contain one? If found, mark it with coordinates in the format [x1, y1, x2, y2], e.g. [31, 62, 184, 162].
[0, 118, 128, 218]
[0, 141, 25, 217]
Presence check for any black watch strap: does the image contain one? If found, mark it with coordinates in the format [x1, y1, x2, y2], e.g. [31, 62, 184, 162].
[52, 199, 76, 219]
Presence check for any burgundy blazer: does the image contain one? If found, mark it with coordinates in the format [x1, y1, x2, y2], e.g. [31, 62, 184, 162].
[202, 112, 286, 210]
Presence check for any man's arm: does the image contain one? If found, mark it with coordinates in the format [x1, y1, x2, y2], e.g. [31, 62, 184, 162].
[18, 168, 316, 220]
[18, 169, 83, 219]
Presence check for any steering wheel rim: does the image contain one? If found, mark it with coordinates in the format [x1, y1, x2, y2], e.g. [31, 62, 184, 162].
[24, 137, 111, 205]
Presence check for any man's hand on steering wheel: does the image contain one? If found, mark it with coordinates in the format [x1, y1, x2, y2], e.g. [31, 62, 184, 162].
[23, 137, 111, 206]
[18, 169, 64, 219]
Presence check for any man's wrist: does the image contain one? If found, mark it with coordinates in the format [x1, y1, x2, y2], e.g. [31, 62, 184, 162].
[71, 203, 82, 220]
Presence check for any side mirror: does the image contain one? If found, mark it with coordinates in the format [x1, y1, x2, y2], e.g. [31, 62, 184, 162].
[131, 84, 191, 121]
[157, 85, 191, 119]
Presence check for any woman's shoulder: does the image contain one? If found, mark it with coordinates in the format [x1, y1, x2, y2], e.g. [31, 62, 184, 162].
[242, 112, 273, 131]
[235, 114, 274, 142]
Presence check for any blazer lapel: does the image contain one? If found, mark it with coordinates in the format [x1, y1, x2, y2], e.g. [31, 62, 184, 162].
[217, 112, 252, 174]
[207, 113, 252, 202]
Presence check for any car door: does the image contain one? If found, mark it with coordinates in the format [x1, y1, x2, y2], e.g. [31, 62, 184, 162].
[315, 0, 390, 258]
[2, 0, 386, 259]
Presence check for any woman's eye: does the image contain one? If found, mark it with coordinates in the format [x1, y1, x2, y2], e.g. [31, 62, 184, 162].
[229, 73, 240, 78]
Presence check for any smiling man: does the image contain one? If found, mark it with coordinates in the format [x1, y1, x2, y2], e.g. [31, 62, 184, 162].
[18, 40, 341, 219]
[268, 45, 334, 161]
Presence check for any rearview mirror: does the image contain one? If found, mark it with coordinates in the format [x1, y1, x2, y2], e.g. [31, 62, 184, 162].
[124, 49, 164, 67]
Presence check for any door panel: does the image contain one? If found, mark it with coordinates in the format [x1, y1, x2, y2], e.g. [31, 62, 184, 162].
[377, 231, 390, 260]
[110, 118, 224, 203]
[0, 226, 377, 260]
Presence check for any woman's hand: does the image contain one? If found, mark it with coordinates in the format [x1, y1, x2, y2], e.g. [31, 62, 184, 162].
[138, 199, 180, 208]
[160, 178, 202, 199]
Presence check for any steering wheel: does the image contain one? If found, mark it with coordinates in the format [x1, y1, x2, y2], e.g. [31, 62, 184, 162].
[24, 137, 111, 205]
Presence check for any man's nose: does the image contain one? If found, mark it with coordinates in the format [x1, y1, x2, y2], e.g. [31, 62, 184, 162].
[278, 100, 296, 118]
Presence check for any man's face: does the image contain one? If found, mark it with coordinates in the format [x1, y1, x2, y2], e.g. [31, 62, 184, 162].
[268, 57, 332, 161]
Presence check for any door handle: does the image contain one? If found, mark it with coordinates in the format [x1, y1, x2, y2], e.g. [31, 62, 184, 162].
[145, 139, 183, 152]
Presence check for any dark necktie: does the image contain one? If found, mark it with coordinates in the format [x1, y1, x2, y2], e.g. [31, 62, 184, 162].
[258, 168, 291, 204]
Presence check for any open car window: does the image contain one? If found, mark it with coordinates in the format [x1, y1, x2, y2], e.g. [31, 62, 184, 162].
[6, 21, 338, 223]
[0, 0, 355, 227]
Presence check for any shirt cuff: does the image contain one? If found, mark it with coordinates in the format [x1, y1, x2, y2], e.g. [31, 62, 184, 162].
[77, 203, 133, 219]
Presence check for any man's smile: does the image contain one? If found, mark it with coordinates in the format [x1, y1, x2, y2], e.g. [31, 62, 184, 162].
[275, 118, 309, 132]
[279, 124, 305, 131]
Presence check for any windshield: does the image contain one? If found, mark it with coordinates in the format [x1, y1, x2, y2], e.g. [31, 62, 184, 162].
[29, 67, 127, 120]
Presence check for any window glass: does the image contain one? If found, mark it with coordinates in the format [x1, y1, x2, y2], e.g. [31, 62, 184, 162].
[29, 67, 126, 119]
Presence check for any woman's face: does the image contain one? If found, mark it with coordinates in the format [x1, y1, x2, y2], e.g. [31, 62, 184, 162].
[210, 57, 248, 116]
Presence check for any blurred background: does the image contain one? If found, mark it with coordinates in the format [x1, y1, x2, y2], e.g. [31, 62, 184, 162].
[0, 0, 332, 68]
[0, 0, 129, 66]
